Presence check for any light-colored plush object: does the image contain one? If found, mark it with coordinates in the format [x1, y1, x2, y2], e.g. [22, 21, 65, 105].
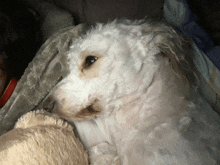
[0, 24, 89, 135]
[0, 110, 88, 165]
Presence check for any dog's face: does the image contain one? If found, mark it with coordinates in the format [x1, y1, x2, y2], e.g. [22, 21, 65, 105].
[44, 20, 193, 121]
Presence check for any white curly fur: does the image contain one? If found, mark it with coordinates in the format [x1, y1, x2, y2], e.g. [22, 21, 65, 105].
[46, 20, 220, 164]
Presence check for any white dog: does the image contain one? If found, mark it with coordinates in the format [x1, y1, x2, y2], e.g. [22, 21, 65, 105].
[44, 20, 220, 165]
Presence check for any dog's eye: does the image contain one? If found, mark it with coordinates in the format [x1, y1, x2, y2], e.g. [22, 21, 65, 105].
[85, 56, 98, 67]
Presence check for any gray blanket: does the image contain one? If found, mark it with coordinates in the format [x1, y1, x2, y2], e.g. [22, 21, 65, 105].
[0, 24, 89, 135]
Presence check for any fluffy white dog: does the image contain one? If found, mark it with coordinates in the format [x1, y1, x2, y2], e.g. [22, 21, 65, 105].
[44, 20, 220, 164]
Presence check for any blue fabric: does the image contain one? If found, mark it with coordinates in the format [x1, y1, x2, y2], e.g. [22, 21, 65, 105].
[206, 46, 220, 70]
[164, 0, 220, 70]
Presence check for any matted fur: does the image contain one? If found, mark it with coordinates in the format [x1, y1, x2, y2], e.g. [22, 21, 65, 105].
[44, 20, 220, 164]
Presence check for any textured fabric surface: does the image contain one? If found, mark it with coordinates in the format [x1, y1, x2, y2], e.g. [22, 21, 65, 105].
[0, 24, 89, 135]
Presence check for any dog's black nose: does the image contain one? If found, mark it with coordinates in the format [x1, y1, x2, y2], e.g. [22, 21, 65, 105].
[43, 96, 56, 112]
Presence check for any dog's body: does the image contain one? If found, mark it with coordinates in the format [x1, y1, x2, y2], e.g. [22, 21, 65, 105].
[44, 20, 220, 164]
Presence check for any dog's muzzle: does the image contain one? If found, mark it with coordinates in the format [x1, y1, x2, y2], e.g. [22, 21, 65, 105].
[43, 95, 104, 121]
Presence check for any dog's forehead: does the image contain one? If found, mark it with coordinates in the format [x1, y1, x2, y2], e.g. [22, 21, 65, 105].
[70, 30, 124, 59]
[81, 28, 122, 50]
[73, 24, 143, 56]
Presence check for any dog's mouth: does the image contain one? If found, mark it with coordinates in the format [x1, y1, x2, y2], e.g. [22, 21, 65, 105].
[75, 98, 103, 120]
[77, 105, 100, 117]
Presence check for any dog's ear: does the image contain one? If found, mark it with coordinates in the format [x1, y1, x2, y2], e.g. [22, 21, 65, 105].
[141, 22, 196, 83]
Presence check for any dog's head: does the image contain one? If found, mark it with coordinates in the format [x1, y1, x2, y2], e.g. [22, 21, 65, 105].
[44, 20, 195, 121]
